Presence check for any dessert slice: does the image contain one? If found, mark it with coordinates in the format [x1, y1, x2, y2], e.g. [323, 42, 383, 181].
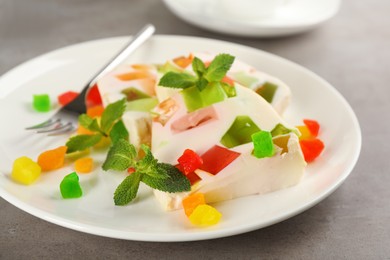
[152, 84, 306, 211]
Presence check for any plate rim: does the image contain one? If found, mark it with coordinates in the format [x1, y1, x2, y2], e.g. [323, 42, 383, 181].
[0, 35, 361, 241]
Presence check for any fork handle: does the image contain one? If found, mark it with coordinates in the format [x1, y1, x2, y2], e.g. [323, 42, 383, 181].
[65, 24, 156, 114]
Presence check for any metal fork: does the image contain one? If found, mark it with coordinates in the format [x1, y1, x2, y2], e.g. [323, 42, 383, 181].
[26, 24, 155, 135]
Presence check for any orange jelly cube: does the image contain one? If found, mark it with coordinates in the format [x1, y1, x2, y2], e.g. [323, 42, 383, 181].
[74, 157, 93, 173]
[297, 125, 313, 140]
[87, 105, 104, 118]
[182, 193, 206, 217]
[37, 146, 67, 171]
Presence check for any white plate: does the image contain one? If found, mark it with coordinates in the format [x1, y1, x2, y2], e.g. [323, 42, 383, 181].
[163, 0, 341, 37]
[0, 35, 361, 241]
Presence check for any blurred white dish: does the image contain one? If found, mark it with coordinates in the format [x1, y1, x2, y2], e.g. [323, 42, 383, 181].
[163, 0, 341, 37]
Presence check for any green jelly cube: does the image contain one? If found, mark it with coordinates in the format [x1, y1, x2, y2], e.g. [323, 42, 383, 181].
[271, 123, 292, 137]
[60, 172, 83, 199]
[199, 82, 227, 107]
[33, 94, 51, 112]
[251, 131, 274, 158]
[256, 82, 277, 103]
[233, 71, 258, 88]
[158, 61, 183, 74]
[126, 97, 158, 112]
[221, 83, 237, 98]
[221, 116, 261, 148]
[181, 86, 203, 112]
[121, 87, 150, 101]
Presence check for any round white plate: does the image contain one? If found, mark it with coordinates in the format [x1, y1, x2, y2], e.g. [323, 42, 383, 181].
[163, 0, 341, 37]
[0, 35, 360, 241]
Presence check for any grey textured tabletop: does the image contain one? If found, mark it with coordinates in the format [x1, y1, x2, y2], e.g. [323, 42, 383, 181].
[1, 0, 389, 259]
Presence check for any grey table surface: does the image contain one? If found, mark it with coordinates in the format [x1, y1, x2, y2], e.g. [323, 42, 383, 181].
[1, 0, 389, 259]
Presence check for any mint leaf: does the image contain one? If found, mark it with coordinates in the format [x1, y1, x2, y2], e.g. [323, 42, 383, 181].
[101, 99, 126, 133]
[204, 54, 235, 82]
[66, 133, 102, 153]
[78, 114, 100, 132]
[158, 72, 197, 89]
[109, 120, 129, 144]
[192, 57, 206, 78]
[114, 172, 142, 205]
[195, 77, 209, 91]
[136, 145, 169, 180]
[142, 163, 191, 193]
[102, 139, 137, 171]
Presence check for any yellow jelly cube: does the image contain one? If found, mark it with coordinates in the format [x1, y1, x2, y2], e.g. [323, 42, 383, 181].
[74, 157, 93, 173]
[297, 125, 313, 140]
[11, 156, 41, 185]
[188, 204, 222, 226]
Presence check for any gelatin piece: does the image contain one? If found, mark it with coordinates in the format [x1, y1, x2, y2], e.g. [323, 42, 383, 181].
[74, 157, 93, 173]
[188, 204, 222, 226]
[126, 98, 158, 112]
[86, 84, 103, 108]
[199, 145, 240, 175]
[251, 131, 275, 158]
[271, 123, 292, 137]
[57, 91, 78, 106]
[273, 135, 291, 154]
[221, 83, 237, 98]
[173, 54, 194, 68]
[158, 61, 183, 74]
[33, 94, 51, 112]
[299, 138, 325, 163]
[220, 115, 261, 148]
[177, 149, 203, 175]
[175, 164, 201, 185]
[116, 70, 153, 81]
[153, 98, 179, 126]
[86, 105, 104, 118]
[171, 106, 218, 133]
[181, 86, 203, 112]
[303, 119, 320, 137]
[121, 87, 150, 102]
[60, 172, 83, 199]
[256, 82, 278, 103]
[37, 146, 67, 171]
[297, 125, 313, 140]
[199, 82, 227, 107]
[11, 156, 41, 185]
[182, 193, 206, 217]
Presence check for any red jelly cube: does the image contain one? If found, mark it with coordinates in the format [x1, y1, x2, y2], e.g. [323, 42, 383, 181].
[303, 119, 320, 137]
[299, 138, 324, 163]
[177, 149, 203, 175]
[86, 84, 103, 107]
[175, 164, 201, 185]
[199, 145, 240, 175]
[58, 91, 79, 106]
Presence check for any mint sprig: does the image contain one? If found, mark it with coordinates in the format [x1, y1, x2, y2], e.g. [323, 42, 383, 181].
[65, 99, 128, 153]
[103, 139, 191, 205]
[159, 53, 235, 92]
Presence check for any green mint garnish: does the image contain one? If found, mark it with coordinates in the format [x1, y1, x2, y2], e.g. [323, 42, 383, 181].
[65, 99, 128, 153]
[103, 139, 191, 205]
[204, 54, 235, 82]
[159, 53, 235, 92]
[158, 72, 197, 89]
[109, 120, 129, 144]
[66, 133, 103, 153]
